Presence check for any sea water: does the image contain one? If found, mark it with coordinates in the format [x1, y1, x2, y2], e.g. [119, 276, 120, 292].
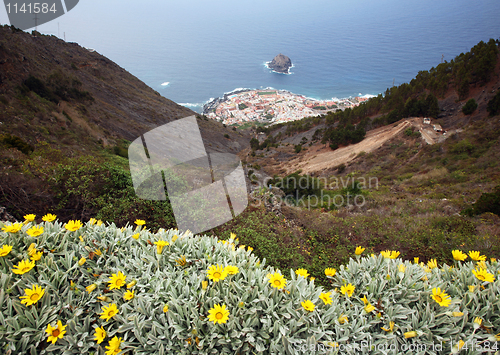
[4, 0, 500, 113]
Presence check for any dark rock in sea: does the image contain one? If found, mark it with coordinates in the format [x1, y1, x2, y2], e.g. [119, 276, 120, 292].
[268, 53, 292, 74]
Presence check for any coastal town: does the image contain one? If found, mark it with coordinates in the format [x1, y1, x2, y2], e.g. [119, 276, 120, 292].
[203, 89, 370, 126]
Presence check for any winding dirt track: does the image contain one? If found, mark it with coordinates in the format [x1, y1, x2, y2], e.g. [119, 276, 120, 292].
[286, 120, 414, 174]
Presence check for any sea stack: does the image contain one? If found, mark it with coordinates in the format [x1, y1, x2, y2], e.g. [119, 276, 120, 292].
[268, 53, 292, 74]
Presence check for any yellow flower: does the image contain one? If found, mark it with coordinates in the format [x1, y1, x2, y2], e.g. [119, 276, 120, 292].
[381, 321, 395, 332]
[207, 264, 228, 282]
[398, 264, 406, 273]
[108, 271, 127, 290]
[319, 292, 332, 305]
[123, 290, 135, 301]
[94, 326, 106, 344]
[452, 312, 464, 317]
[365, 303, 375, 313]
[86, 284, 97, 293]
[491, 258, 497, 263]
[100, 303, 119, 321]
[472, 268, 495, 283]
[26, 225, 44, 237]
[45, 320, 67, 344]
[477, 260, 487, 270]
[248, 246, 253, 252]
[224, 265, 239, 275]
[1, 222, 23, 233]
[126, 280, 136, 289]
[24, 214, 36, 222]
[468, 251, 486, 261]
[97, 295, 112, 302]
[79, 236, 84, 243]
[267, 272, 287, 289]
[201, 280, 209, 290]
[458, 340, 465, 350]
[338, 315, 348, 324]
[28, 243, 36, 256]
[134, 219, 146, 226]
[172, 234, 178, 242]
[163, 304, 169, 313]
[301, 300, 315, 312]
[468, 285, 475, 293]
[452, 250, 467, 261]
[295, 268, 309, 278]
[0, 245, 13, 257]
[132, 233, 140, 240]
[414, 257, 419, 264]
[19, 284, 45, 306]
[404, 331, 417, 338]
[340, 284, 355, 297]
[12, 259, 35, 275]
[360, 295, 369, 305]
[208, 303, 230, 324]
[78, 257, 86, 266]
[30, 250, 43, 261]
[380, 250, 391, 258]
[325, 268, 336, 277]
[431, 287, 451, 307]
[427, 259, 438, 269]
[65, 220, 83, 232]
[96, 220, 103, 226]
[355, 246, 365, 255]
[473, 317, 482, 329]
[89, 218, 97, 225]
[42, 213, 57, 222]
[95, 249, 102, 256]
[105, 336, 122, 355]
[390, 251, 400, 259]
[154, 240, 169, 254]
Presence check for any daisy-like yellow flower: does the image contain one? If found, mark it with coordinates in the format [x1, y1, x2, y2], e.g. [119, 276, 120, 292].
[207, 264, 228, 282]
[154, 240, 169, 254]
[202, 281, 208, 290]
[414, 257, 419, 264]
[404, 331, 417, 339]
[99, 303, 119, 321]
[176, 255, 187, 266]
[301, 300, 315, 312]
[338, 315, 348, 324]
[340, 283, 355, 297]
[97, 295, 112, 302]
[65, 220, 83, 232]
[319, 292, 332, 305]
[95, 249, 102, 256]
[108, 271, 127, 290]
[452, 250, 467, 261]
[132, 233, 140, 240]
[355, 246, 365, 255]
[45, 320, 67, 344]
[94, 326, 106, 344]
[477, 260, 487, 270]
[96, 220, 103, 226]
[431, 287, 451, 307]
[380, 250, 391, 258]
[473, 317, 482, 329]
[468, 251, 486, 261]
[208, 303, 230, 324]
[360, 295, 369, 305]
[1, 222, 23, 233]
[390, 251, 400, 259]
[398, 264, 406, 273]
[427, 259, 438, 269]
[365, 303, 375, 313]
[248, 246, 253, 252]
[126, 280, 136, 289]
[325, 268, 336, 277]
[491, 258, 497, 263]
[30, 250, 43, 261]
[78, 257, 86, 266]
[89, 218, 97, 225]
[26, 225, 44, 237]
[0, 245, 13, 257]
[163, 304, 169, 313]
[12, 259, 35, 275]
[19, 284, 45, 306]
[42, 213, 57, 222]
[105, 336, 122, 355]
[468, 285, 475, 293]
[224, 265, 239, 275]
[86, 284, 97, 293]
[24, 214, 36, 222]
[472, 268, 495, 283]
[171, 234, 179, 243]
[123, 290, 135, 301]
[134, 219, 146, 226]
[381, 321, 395, 332]
[295, 268, 309, 278]
[267, 272, 287, 289]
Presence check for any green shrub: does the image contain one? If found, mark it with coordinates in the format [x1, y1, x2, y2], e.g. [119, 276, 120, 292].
[487, 90, 500, 117]
[0, 134, 34, 154]
[462, 185, 500, 217]
[1, 221, 499, 354]
[462, 99, 478, 115]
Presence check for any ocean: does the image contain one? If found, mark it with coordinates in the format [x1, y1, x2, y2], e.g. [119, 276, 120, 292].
[1, 0, 500, 113]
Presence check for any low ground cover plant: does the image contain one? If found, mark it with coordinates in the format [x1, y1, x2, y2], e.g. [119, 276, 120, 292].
[0, 215, 499, 354]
